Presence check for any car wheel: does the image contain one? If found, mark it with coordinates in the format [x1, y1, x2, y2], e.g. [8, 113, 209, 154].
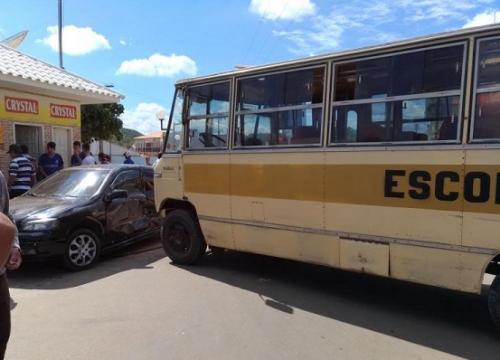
[63, 229, 101, 271]
[161, 209, 206, 265]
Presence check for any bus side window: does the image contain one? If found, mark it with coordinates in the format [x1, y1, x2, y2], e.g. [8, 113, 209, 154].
[346, 110, 358, 142]
[164, 89, 184, 152]
[472, 37, 500, 140]
[331, 44, 464, 144]
[235, 67, 325, 147]
[186, 82, 230, 149]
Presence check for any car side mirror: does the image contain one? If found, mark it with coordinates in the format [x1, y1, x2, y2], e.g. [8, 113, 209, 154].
[104, 189, 128, 202]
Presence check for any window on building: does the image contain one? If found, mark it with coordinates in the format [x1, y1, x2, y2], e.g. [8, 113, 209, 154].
[331, 44, 464, 144]
[472, 37, 500, 140]
[186, 82, 230, 149]
[235, 67, 325, 146]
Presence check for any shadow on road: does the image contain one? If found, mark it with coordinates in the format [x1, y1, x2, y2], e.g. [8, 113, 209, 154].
[7, 237, 165, 290]
[177, 250, 500, 360]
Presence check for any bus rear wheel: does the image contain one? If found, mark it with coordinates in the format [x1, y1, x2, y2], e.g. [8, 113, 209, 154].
[161, 209, 206, 265]
[488, 275, 500, 330]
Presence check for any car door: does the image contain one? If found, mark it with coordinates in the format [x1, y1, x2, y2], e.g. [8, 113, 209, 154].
[106, 169, 144, 242]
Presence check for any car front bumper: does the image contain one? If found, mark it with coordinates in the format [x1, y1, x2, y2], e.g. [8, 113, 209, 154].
[18, 231, 66, 260]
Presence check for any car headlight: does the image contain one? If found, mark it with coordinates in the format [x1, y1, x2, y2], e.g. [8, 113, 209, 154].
[21, 218, 59, 231]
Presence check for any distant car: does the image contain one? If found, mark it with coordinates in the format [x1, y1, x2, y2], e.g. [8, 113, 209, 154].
[10, 165, 159, 270]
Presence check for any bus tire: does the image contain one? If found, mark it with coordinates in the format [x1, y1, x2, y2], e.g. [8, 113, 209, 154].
[161, 209, 206, 265]
[488, 275, 500, 330]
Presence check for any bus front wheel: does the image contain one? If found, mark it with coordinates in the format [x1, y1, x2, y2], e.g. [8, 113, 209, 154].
[161, 209, 206, 265]
[488, 275, 500, 330]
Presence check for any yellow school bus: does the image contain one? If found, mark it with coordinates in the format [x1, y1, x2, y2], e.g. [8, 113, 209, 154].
[154, 24, 500, 328]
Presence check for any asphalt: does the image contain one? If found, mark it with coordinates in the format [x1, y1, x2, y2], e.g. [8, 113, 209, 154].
[5, 238, 500, 360]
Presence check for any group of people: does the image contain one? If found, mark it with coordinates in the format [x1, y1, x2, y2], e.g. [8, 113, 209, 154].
[7, 142, 63, 199]
[6, 140, 136, 199]
[70, 141, 98, 166]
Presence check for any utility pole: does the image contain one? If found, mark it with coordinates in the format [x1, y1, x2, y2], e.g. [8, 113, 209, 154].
[58, 0, 64, 69]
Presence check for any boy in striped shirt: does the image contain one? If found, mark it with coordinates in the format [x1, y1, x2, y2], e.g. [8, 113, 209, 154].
[7, 144, 35, 199]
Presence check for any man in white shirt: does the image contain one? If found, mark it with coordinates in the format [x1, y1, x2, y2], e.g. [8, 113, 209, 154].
[81, 143, 96, 165]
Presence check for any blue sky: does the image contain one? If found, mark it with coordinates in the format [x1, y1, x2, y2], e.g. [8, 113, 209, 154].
[1, 0, 500, 134]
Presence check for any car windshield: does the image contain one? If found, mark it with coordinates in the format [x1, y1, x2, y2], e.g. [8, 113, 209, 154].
[28, 169, 110, 199]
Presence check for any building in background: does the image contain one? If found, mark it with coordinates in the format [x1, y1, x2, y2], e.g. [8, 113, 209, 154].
[0, 42, 123, 174]
[133, 130, 164, 158]
[90, 139, 144, 165]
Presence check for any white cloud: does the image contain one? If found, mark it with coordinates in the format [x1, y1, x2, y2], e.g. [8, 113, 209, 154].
[395, 0, 475, 21]
[273, 15, 351, 55]
[249, 0, 316, 21]
[37, 25, 111, 55]
[463, 10, 500, 28]
[116, 53, 197, 77]
[270, 0, 497, 56]
[121, 102, 167, 135]
[119, 39, 127, 46]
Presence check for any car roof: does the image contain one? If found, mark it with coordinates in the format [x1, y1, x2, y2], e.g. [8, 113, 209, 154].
[60, 164, 151, 173]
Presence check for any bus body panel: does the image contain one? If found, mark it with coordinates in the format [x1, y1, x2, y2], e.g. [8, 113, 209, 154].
[231, 224, 341, 268]
[390, 244, 490, 293]
[463, 148, 500, 250]
[154, 154, 183, 211]
[229, 152, 324, 229]
[323, 149, 465, 246]
[183, 154, 234, 250]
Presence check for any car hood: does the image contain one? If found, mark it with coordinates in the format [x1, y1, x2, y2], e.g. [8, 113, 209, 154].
[9, 196, 87, 222]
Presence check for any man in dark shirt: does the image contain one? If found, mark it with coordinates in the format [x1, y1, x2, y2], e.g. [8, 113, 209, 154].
[7, 144, 35, 198]
[38, 142, 64, 178]
[70, 141, 85, 166]
[123, 151, 135, 164]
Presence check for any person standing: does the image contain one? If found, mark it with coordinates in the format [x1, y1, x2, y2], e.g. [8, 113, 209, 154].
[98, 152, 110, 165]
[0, 169, 22, 360]
[38, 142, 64, 179]
[152, 152, 162, 168]
[123, 151, 134, 164]
[7, 144, 35, 198]
[70, 141, 85, 167]
[81, 143, 96, 165]
[20, 145, 38, 184]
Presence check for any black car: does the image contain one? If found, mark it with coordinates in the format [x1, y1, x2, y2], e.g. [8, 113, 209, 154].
[10, 165, 159, 270]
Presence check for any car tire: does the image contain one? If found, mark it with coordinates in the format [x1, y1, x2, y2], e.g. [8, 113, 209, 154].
[161, 209, 206, 265]
[63, 229, 101, 271]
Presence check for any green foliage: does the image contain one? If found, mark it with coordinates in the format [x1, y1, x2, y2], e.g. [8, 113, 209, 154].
[81, 103, 125, 143]
[115, 128, 143, 148]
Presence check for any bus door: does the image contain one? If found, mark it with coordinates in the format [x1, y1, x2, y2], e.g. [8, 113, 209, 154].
[154, 89, 184, 209]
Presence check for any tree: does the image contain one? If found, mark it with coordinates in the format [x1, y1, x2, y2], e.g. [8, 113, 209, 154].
[116, 128, 143, 148]
[81, 103, 124, 143]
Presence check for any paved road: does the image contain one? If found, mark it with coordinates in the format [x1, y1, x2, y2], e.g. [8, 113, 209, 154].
[5, 239, 500, 360]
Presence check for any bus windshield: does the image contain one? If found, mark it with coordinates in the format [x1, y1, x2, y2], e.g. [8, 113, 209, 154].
[164, 88, 184, 152]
